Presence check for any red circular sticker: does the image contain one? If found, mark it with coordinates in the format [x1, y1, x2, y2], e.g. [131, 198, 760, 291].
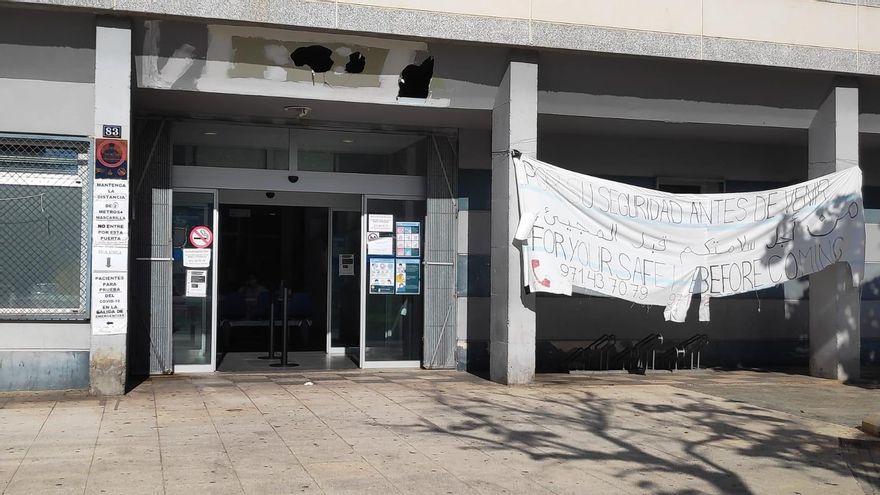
[96, 140, 127, 169]
[188, 225, 213, 248]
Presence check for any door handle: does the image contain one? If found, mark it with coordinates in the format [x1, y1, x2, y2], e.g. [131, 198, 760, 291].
[136, 257, 174, 261]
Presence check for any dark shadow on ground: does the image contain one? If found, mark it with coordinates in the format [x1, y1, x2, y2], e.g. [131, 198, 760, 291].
[382, 386, 858, 495]
[125, 373, 149, 394]
[703, 365, 880, 389]
[839, 438, 880, 495]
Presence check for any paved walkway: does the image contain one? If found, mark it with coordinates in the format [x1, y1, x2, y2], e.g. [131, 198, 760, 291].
[0, 370, 878, 494]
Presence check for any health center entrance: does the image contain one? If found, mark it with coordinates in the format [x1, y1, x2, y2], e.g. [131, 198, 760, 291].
[165, 122, 434, 373]
[172, 191, 427, 372]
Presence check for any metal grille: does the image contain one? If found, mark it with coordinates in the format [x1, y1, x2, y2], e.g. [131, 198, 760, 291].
[0, 134, 91, 320]
[423, 134, 458, 369]
[129, 119, 173, 375]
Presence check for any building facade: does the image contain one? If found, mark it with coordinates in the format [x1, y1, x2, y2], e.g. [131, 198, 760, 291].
[1, 0, 879, 394]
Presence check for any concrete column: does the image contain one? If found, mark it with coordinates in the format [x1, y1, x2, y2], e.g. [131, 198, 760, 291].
[490, 57, 537, 385]
[808, 85, 860, 381]
[89, 17, 131, 395]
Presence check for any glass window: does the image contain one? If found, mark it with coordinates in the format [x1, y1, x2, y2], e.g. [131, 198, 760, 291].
[172, 122, 289, 170]
[295, 129, 427, 176]
[0, 136, 90, 319]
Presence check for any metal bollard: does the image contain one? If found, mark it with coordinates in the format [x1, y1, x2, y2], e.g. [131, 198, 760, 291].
[259, 300, 276, 360]
[272, 287, 298, 368]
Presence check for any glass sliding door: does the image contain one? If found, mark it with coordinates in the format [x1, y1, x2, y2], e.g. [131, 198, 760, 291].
[171, 189, 218, 372]
[361, 197, 426, 367]
[328, 209, 361, 361]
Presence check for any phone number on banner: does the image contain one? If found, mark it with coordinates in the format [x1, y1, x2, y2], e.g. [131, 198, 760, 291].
[559, 264, 649, 300]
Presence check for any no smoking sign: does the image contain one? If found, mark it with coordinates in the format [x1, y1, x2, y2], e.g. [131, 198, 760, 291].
[188, 225, 213, 249]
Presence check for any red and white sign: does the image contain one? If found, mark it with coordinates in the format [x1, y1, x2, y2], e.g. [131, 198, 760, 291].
[188, 225, 213, 248]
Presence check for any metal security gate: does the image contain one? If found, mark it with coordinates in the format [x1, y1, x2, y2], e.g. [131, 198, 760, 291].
[128, 119, 173, 376]
[423, 135, 458, 369]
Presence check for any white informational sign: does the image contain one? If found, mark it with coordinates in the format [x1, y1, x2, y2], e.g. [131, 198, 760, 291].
[186, 270, 208, 298]
[91, 179, 130, 335]
[513, 154, 865, 322]
[367, 232, 394, 255]
[92, 180, 129, 246]
[183, 248, 212, 268]
[93, 246, 128, 272]
[339, 254, 355, 276]
[91, 272, 127, 334]
[368, 214, 394, 232]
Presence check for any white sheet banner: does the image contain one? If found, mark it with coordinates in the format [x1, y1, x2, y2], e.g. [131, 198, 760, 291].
[512, 154, 865, 322]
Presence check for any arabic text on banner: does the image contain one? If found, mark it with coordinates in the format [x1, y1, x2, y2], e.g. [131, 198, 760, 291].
[512, 154, 865, 322]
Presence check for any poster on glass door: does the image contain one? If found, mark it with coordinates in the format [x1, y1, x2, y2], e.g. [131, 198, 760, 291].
[367, 231, 394, 255]
[369, 257, 395, 294]
[395, 222, 421, 258]
[185, 269, 208, 298]
[395, 258, 421, 295]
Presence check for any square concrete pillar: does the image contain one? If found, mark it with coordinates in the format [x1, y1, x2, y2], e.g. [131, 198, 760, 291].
[490, 58, 537, 385]
[90, 17, 131, 395]
[808, 85, 861, 381]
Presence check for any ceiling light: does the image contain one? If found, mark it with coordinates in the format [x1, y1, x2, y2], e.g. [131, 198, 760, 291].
[203, 131, 218, 136]
[341, 138, 356, 144]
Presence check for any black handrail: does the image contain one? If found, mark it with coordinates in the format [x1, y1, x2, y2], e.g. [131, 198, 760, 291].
[611, 333, 663, 372]
[660, 334, 709, 370]
[593, 334, 617, 370]
[562, 333, 616, 371]
[561, 347, 586, 371]
[584, 334, 616, 371]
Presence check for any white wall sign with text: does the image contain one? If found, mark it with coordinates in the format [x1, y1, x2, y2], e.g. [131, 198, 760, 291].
[367, 232, 394, 255]
[183, 248, 211, 268]
[92, 180, 129, 246]
[186, 269, 208, 298]
[91, 272, 127, 334]
[368, 214, 394, 233]
[90, 177, 130, 335]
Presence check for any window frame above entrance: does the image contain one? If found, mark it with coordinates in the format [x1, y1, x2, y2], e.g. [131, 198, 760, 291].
[170, 119, 440, 198]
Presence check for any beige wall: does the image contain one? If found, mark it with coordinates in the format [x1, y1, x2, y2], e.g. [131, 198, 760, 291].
[339, 0, 879, 53]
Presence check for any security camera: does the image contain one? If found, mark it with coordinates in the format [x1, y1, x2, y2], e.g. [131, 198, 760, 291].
[288, 175, 299, 183]
[266, 192, 275, 199]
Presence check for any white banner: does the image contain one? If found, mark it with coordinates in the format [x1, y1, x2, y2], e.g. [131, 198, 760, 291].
[512, 154, 865, 322]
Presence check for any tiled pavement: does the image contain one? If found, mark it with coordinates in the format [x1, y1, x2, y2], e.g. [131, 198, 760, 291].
[0, 369, 878, 494]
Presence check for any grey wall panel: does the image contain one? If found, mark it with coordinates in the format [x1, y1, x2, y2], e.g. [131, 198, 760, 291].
[0, 78, 94, 136]
[0, 6, 95, 83]
[0, 7, 95, 137]
[539, 133, 808, 183]
[423, 135, 458, 369]
[0, 350, 89, 391]
[0, 322, 90, 350]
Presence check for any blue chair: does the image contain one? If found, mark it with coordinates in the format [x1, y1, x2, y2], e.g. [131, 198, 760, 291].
[220, 292, 246, 320]
[254, 290, 272, 320]
[288, 292, 313, 319]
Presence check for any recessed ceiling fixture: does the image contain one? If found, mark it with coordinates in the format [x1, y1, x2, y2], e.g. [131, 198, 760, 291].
[203, 131, 218, 136]
[283, 105, 312, 119]
[341, 138, 356, 144]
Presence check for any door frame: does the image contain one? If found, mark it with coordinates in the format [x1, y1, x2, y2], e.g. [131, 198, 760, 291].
[326, 206, 362, 356]
[172, 187, 220, 374]
[360, 194, 425, 369]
